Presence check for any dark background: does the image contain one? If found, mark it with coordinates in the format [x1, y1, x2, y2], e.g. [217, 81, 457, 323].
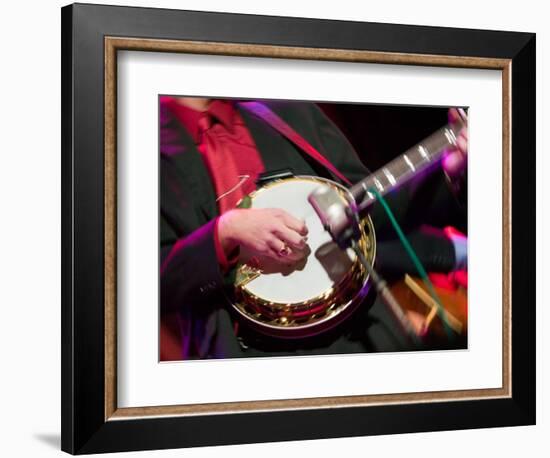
[319, 102, 449, 170]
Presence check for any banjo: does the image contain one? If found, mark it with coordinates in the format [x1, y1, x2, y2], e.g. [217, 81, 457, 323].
[231, 115, 466, 338]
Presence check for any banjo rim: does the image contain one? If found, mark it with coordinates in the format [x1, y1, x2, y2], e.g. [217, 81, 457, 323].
[229, 176, 376, 338]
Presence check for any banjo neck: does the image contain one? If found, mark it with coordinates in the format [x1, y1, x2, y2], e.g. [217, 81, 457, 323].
[232, 114, 466, 339]
[350, 116, 466, 213]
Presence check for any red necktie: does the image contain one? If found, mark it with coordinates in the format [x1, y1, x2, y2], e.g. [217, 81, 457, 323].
[197, 112, 247, 214]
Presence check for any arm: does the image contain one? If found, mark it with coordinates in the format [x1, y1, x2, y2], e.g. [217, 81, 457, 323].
[161, 209, 310, 314]
[160, 216, 225, 314]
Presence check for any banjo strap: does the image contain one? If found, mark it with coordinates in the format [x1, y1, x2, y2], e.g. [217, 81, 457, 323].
[238, 101, 352, 186]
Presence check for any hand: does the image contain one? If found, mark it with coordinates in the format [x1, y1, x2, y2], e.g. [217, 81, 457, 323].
[442, 108, 468, 179]
[218, 208, 309, 263]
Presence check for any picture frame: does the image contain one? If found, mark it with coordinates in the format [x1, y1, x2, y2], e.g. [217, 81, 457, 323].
[61, 2, 535, 454]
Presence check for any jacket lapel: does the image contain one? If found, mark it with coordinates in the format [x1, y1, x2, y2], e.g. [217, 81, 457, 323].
[175, 147, 218, 221]
[160, 104, 218, 222]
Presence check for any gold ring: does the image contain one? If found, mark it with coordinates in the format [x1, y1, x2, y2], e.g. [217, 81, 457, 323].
[278, 244, 289, 256]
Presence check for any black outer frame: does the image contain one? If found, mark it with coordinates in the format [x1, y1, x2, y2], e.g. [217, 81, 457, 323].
[61, 2, 536, 454]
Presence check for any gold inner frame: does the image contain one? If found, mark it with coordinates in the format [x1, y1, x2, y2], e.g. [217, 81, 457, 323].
[104, 37, 512, 421]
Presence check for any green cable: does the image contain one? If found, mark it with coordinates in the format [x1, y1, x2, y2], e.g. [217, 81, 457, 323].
[368, 187, 454, 340]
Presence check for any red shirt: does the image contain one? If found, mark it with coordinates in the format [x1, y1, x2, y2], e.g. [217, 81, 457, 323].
[162, 97, 265, 270]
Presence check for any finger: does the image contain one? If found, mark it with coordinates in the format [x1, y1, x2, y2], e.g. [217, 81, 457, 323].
[442, 150, 466, 177]
[273, 225, 307, 249]
[457, 108, 467, 122]
[457, 136, 468, 156]
[280, 245, 308, 262]
[279, 211, 308, 236]
[448, 108, 460, 123]
[286, 250, 307, 263]
[266, 237, 307, 262]
[266, 237, 291, 259]
[454, 128, 468, 149]
[448, 107, 467, 123]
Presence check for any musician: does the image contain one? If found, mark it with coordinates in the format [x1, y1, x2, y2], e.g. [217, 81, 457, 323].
[160, 96, 467, 360]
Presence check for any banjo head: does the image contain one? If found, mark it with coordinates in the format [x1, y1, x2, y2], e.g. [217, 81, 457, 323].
[231, 176, 376, 338]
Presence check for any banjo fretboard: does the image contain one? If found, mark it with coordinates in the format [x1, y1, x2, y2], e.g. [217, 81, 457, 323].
[350, 116, 466, 213]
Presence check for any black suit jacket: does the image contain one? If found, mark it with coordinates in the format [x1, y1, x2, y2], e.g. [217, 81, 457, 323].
[160, 100, 459, 358]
